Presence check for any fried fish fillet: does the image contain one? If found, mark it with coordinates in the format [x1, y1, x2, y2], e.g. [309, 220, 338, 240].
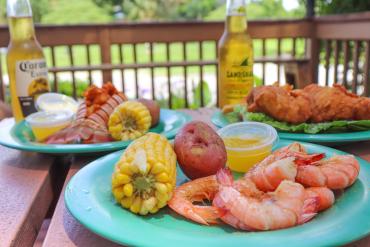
[246, 85, 312, 124]
[246, 84, 370, 124]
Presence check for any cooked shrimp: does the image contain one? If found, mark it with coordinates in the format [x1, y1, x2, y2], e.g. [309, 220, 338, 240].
[214, 168, 319, 231]
[168, 175, 221, 225]
[246, 143, 324, 191]
[296, 155, 360, 189]
[305, 187, 335, 211]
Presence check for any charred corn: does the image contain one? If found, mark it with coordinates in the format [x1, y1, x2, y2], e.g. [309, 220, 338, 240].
[112, 133, 177, 215]
[108, 101, 151, 141]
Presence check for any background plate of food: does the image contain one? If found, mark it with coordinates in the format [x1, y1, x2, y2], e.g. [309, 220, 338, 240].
[212, 84, 370, 144]
[64, 138, 370, 247]
[0, 83, 191, 154]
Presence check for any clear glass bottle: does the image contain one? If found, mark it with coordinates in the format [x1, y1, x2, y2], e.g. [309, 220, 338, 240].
[6, 0, 49, 122]
[218, 0, 254, 108]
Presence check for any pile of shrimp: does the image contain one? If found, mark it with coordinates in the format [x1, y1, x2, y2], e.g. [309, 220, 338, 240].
[168, 142, 360, 231]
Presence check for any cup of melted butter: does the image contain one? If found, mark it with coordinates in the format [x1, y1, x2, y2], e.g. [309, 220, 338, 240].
[36, 93, 79, 113]
[218, 122, 278, 173]
[25, 110, 74, 142]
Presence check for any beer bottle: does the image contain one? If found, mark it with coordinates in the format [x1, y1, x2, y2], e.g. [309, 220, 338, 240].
[6, 0, 50, 122]
[218, 0, 253, 108]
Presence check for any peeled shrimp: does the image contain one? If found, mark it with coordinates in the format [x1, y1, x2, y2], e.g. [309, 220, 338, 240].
[246, 143, 324, 191]
[167, 175, 221, 225]
[246, 143, 359, 191]
[296, 155, 360, 189]
[213, 168, 321, 231]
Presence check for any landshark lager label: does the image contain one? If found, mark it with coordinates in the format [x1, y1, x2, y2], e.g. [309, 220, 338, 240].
[218, 0, 254, 108]
[15, 59, 49, 116]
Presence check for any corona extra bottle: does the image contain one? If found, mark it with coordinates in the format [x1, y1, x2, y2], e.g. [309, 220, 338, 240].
[7, 0, 50, 122]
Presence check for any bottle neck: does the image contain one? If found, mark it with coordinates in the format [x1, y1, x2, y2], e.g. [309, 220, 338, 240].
[8, 16, 36, 41]
[7, 0, 35, 41]
[225, 0, 247, 33]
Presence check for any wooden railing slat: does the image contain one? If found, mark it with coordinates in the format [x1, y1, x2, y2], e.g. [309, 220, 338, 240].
[262, 39, 266, 85]
[0, 55, 4, 101]
[352, 41, 360, 93]
[277, 38, 281, 83]
[364, 41, 370, 96]
[50, 46, 58, 92]
[333, 40, 340, 83]
[183, 42, 189, 108]
[165, 43, 172, 108]
[86, 45, 93, 85]
[133, 44, 139, 98]
[67, 45, 77, 99]
[199, 41, 204, 107]
[324, 40, 332, 86]
[118, 45, 125, 92]
[343, 41, 350, 88]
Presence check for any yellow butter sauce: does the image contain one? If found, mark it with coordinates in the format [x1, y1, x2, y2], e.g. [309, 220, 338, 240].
[223, 136, 272, 173]
[31, 123, 69, 142]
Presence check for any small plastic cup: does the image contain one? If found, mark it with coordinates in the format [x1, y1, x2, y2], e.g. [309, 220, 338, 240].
[218, 122, 278, 173]
[25, 110, 74, 142]
[35, 92, 79, 114]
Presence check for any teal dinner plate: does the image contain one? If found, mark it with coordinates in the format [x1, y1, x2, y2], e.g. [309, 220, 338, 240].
[65, 139, 370, 247]
[0, 109, 191, 154]
[212, 110, 370, 144]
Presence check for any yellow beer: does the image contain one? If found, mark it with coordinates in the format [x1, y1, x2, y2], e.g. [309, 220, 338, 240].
[7, 0, 49, 122]
[218, 0, 253, 108]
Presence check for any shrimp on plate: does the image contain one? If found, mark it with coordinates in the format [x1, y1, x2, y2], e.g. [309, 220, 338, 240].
[167, 175, 221, 225]
[246, 143, 360, 191]
[213, 168, 334, 231]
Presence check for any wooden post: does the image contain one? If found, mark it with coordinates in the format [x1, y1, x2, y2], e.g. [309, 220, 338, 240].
[99, 28, 112, 83]
[306, 25, 320, 84]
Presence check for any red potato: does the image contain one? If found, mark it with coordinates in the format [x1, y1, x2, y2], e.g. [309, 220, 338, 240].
[174, 121, 227, 179]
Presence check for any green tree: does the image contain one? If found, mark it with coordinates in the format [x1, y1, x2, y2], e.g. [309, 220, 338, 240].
[176, 0, 219, 20]
[315, 0, 370, 15]
[41, 0, 112, 24]
[206, 0, 305, 21]
[0, 0, 49, 24]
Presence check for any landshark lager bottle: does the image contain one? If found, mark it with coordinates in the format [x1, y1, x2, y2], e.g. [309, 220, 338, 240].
[218, 0, 253, 108]
[7, 0, 50, 122]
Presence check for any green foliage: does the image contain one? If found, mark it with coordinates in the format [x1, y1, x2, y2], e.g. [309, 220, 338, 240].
[315, 0, 370, 15]
[41, 0, 112, 24]
[50, 80, 89, 98]
[158, 80, 212, 109]
[0, 0, 49, 24]
[176, 0, 218, 20]
[206, 0, 305, 21]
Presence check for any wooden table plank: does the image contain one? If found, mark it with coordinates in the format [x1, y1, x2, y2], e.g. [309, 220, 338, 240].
[0, 145, 55, 247]
[42, 109, 370, 247]
[42, 157, 120, 247]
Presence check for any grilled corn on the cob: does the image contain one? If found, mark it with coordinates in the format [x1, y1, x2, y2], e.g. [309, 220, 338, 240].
[108, 101, 151, 141]
[112, 133, 177, 215]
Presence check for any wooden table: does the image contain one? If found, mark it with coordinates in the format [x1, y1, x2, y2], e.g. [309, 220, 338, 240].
[1, 109, 370, 247]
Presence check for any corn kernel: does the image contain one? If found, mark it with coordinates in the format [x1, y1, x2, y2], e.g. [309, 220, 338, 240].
[156, 172, 169, 183]
[123, 183, 134, 197]
[165, 183, 173, 192]
[121, 196, 134, 208]
[113, 187, 124, 201]
[130, 197, 142, 213]
[151, 162, 165, 175]
[155, 190, 168, 203]
[139, 206, 149, 215]
[115, 173, 131, 184]
[157, 199, 167, 209]
[155, 182, 167, 194]
[149, 206, 159, 214]
[143, 197, 157, 211]
[120, 163, 133, 175]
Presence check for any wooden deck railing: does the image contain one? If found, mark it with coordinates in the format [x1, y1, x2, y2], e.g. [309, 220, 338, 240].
[0, 11, 369, 107]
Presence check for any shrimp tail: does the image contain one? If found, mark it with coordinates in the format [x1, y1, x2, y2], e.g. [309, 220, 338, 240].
[193, 205, 225, 224]
[294, 153, 325, 166]
[298, 196, 319, 224]
[216, 167, 234, 186]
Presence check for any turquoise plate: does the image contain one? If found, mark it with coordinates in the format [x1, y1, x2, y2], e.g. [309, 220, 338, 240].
[65, 140, 370, 247]
[212, 110, 370, 144]
[0, 109, 191, 154]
